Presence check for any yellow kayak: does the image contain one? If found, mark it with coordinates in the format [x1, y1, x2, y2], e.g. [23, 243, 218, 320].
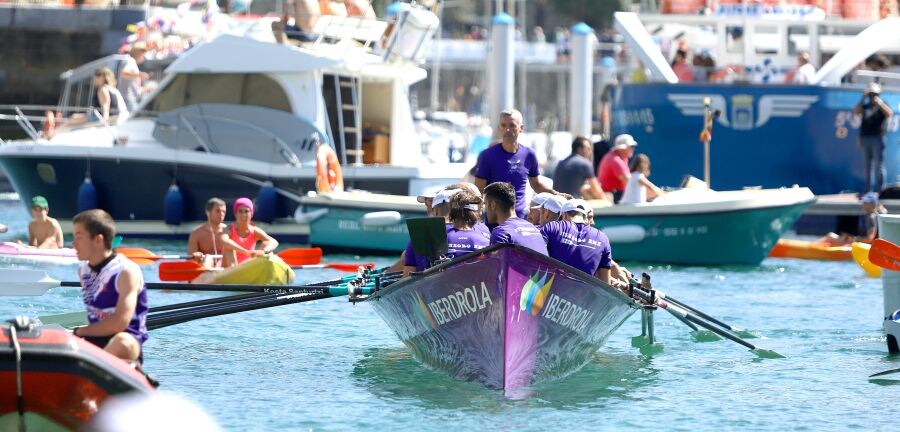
[768, 239, 851, 261]
[851, 242, 881, 278]
[194, 255, 295, 285]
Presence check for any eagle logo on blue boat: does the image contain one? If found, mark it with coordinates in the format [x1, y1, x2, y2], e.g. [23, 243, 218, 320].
[520, 270, 555, 316]
[667, 94, 818, 130]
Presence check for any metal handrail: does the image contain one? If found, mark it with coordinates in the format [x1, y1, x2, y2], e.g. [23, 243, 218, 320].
[174, 113, 302, 166]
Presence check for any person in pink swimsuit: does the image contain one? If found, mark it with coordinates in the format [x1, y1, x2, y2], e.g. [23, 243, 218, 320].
[224, 197, 279, 266]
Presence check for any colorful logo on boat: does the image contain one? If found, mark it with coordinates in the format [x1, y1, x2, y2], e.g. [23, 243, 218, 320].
[520, 270, 555, 316]
[668, 94, 818, 129]
[414, 292, 437, 330]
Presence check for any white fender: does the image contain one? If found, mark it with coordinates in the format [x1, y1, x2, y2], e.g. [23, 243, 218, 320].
[294, 207, 329, 224]
[360, 211, 403, 227]
[601, 225, 646, 244]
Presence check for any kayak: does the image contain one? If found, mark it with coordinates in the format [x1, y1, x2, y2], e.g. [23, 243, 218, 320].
[0, 242, 80, 265]
[768, 239, 851, 261]
[193, 255, 296, 285]
[851, 242, 881, 278]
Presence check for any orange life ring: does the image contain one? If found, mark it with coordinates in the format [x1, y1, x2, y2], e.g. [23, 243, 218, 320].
[316, 145, 344, 193]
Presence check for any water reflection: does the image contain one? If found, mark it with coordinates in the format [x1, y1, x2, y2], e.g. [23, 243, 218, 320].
[352, 347, 658, 409]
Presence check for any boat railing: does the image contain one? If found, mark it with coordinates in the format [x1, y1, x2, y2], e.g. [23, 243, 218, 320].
[0, 104, 121, 143]
[173, 113, 302, 166]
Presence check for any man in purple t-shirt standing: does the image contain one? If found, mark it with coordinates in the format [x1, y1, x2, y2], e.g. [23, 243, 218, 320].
[474, 108, 555, 218]
[484, 182, 548, 256]
[540, 199, 613, 284]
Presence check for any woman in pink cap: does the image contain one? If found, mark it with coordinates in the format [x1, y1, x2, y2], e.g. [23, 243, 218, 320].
[223, 197, 279, 266]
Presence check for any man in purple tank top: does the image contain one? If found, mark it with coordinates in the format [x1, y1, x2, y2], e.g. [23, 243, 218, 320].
[474, 109, 556, 218]
[70, 209, 149, 364]
[484, 182, 548, 256]
[540, 199, 612, 284]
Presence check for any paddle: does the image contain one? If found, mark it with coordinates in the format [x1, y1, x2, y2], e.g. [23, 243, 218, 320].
[655, 291, 759, 339]
[0, 268, 392, 296]
[870, 367, 900, 378]
[158, 259, 373, 282]
[629, 275, 783, 359]
[869, 238, 900, 271]
[117, 247, 323, 266]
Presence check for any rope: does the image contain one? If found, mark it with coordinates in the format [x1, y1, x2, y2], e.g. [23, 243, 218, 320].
[10, 325, 25, 432]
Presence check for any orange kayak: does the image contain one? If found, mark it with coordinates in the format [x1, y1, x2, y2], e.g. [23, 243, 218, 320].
[768, 239, 852, 261]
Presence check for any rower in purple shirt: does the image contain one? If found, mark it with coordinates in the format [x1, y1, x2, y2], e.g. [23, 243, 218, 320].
[446, 189, 490, 258]
[484, 182, 548, 256]
[474, 108, 556, 218]
[403, 188, 460, 275]
[540, 198, 613, 284]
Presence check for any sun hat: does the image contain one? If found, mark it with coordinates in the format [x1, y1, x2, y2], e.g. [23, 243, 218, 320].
[432, 189, 461, 207]
[561, 199, 591, 215]
[613, 134, 638, 150]
[233, 197, 254, 214]
[31, 195, 49, 209]
[541, 195, 567, 214]
[529, 192, 555, 209]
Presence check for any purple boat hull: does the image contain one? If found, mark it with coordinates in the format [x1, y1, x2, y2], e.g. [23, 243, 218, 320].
[367, 245, 639, 390]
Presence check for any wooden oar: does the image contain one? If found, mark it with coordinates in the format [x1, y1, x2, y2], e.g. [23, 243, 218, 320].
[0, 268, 395, 296]
[629, 276, 783, 359]
[869, 238, 900, 271]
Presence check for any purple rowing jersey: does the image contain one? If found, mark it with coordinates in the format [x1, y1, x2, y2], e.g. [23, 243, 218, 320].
[490, 217, 548, 256]
[78, 254, 149, 344]
[540, 220, 612, 275]
[447, 226, 491, 259]
[474, 143, 540, 218]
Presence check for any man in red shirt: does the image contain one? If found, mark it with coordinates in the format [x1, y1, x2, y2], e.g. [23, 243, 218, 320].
[597, 134, 637, 203]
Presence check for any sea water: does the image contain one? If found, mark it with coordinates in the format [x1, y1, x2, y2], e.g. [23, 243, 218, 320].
[0, 200, 895, 431]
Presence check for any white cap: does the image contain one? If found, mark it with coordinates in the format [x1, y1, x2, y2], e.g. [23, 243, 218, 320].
[613, 134, 638, 150]
[416, 189, 439, 203]
[541, 195, 566, 213]
[562, 199, 591, 215]
[529, 192, 555, 209]
[868, 82, 882, 94]
[432, 189, 461, 207]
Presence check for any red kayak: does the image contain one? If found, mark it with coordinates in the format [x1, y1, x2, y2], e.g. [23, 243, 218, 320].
[0, 317, 156, 431]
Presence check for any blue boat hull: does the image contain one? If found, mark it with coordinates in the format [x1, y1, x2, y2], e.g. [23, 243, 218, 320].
[612, 83, 900, 194]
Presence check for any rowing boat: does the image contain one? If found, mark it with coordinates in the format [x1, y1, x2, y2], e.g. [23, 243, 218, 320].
[0, 318, 155, 431]
[767, 239, 852, 261]
[192, 255, 296, 285]
[0, 242, 79, 265]
[367, 244, 639, 392]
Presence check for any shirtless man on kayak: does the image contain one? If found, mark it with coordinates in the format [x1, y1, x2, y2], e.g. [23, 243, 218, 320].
[25, 195, 64, 249]
[188, 197, 261, 268]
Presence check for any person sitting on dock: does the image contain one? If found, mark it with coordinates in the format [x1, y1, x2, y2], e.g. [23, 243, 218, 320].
[24, 195, 64, 249]
[597, 134, 638, 203]
[820, 192, 887, 245]
[540, 199, 613, 285]
[553, 136, 607, 201]
[223, 197, 278, 267]
[484, 182, 548, 256]
[620, 154, 664, 204]
[474, 108, 556, 218]
[70, 209, 148, 365]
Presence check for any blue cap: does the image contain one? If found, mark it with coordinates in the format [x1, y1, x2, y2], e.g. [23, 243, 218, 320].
[571, 22, 593, 35]
[861, 192, 879, 204]
[491, 13, 515, 25]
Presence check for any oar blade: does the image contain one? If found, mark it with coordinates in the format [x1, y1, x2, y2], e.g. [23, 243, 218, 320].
[868, 245, 900, 271]
[277, 248, 323, 266]
[326, 262, 375, 272]
[869, 367, 900, 378]
[752, 348, 786, 359]
[0, 269, 60, 296]
[116, 247, 161, 263]
[158, 261, 207, 282]
[38, 311, 88, 328]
